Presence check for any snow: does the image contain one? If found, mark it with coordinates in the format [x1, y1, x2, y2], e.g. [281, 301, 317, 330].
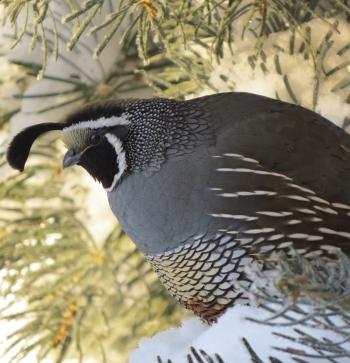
[195, 17, 350, 128]
[131, 304, 350, 363]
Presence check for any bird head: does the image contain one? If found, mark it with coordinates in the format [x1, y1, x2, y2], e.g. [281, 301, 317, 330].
[7, 97, 210, 191]
[7, 100, 130, 191]
[7, 97, 205, 192]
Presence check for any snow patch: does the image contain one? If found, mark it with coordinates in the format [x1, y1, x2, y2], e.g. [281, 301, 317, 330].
[195, 17, 350, 129]
[131, 305, 350, 363]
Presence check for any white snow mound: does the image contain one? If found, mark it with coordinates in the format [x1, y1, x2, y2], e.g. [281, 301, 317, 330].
[130, 305, 350, 363]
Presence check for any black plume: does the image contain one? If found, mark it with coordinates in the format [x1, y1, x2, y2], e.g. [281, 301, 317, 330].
[7, 123, 64, 171]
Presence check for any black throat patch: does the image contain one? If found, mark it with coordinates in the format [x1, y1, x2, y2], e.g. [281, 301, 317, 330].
[79, 137, 119, 188]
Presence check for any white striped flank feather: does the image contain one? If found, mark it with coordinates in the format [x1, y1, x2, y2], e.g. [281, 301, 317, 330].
[318, 227, 350, 240]
[257, 211, 293, 217]
[223, 153, 260, 164]
[287, 183, 315, 195]
[209, 213, 258, 222]
[282, 195, 310, 202]
[294, 208, 316, 215]
[244, 228, 275, 234]
[333, 203, 350, 210]
[217, 191, 277, 197]
[286, 219, 302, 225]
[216, 167, 292, 181]
[309, 196, 330, 205]
[314, 205, 338, 215]
[207, 150, 350, 263]
[210, 153, 350, 256]
[211, 152, 350, 225]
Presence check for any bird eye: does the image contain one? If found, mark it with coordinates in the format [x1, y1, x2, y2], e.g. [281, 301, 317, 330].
[90, 133, 101, 145]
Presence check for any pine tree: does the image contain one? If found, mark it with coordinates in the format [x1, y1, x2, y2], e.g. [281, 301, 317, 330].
[0, 1, 350, 362]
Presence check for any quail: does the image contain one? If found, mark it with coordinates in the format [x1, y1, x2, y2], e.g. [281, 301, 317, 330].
[7, 92, 350, 323]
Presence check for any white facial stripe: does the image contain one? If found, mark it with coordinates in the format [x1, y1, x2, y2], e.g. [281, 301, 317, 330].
[63, 115, 130, 132]
[104, 133, 127, 192]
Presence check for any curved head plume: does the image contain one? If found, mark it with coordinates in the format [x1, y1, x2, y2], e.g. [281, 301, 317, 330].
[7, 123, 64, 171]
[7, 100, 126, 173]
[6, 100, 130, 192]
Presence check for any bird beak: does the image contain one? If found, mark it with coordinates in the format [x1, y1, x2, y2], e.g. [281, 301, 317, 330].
[63, 149, 81, 168]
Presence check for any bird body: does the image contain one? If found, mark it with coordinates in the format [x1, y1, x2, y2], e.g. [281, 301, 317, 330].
[7, 92, 350, 322]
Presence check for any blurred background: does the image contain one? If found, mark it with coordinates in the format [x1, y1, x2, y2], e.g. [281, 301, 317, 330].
[0, 1, 349, 362]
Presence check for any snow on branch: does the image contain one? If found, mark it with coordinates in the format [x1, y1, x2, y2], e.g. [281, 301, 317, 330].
[1, 0, 350, 77]
[132, 250, 350, 363]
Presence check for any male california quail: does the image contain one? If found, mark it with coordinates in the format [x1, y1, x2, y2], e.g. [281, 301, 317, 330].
[7, 92, 350, 323]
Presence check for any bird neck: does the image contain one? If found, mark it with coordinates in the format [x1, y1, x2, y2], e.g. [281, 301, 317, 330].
[124, 98, 214, 174]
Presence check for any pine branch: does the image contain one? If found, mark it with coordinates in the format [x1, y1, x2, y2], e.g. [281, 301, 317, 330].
[6, 48, 149, 115]
[2, 0, 349, 79]
[0, 141, 182, 362]
[158, 251, 350, 363]
[0, 43, 179, 363]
